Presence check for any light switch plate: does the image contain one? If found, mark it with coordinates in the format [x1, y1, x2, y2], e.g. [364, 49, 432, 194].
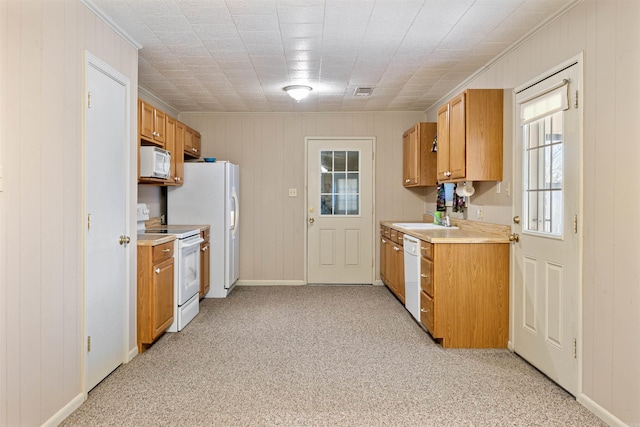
[288, 188, 297, 197]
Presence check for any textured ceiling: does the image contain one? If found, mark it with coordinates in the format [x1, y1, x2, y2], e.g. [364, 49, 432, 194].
[86, 0, 576, 113]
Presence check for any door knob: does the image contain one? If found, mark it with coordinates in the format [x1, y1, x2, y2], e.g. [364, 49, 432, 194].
[509, 233, 520, 242]
[119, 235, 130, 245]
[309, 217, 315, 224]
[513, 216, 521, 224]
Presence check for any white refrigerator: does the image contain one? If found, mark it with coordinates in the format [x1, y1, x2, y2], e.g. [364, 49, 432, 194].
[167, 161, 240, 298]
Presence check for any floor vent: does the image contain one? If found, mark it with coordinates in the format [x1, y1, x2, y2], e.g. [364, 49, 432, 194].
[354, 86, 374, 96]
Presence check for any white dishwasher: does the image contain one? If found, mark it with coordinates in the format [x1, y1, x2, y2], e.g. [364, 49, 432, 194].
[402, 234, 421, 321]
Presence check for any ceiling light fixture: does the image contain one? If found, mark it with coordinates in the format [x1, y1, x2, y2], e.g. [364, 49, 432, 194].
[283, 85, 312, 102]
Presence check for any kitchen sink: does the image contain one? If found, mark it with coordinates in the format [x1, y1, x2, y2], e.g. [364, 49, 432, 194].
[392, 222, 458, 230]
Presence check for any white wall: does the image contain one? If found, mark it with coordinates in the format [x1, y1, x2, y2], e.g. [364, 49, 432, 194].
[0, 1, 138, 425]
[177, 112, 426, 282]
[423, 0, 640, 424]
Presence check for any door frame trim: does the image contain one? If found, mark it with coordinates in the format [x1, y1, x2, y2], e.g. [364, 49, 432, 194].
[510, 52, 584, 395]
[304, 136, 377, 285]
[82, 50, 132, 395]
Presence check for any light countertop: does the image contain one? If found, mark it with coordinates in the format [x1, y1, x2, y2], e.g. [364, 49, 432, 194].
[137, 234, 176, 246]
[381, 220, 510, 244]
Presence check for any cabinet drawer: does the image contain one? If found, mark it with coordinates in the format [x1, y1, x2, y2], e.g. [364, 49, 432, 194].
[390, 228, 397, 243]
[381, 226, 390, 239]
[152, 241, 174, 262]
[420, 241, 433, 259]
[420, 257, 434, 297]
[398, 231, 404, 244]
[420, 290, 435, 335]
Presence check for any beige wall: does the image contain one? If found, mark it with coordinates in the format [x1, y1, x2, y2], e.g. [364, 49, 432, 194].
[177, 112, 427, 282]
[424, 0, 640, 424]
[0, 1, 138, 425]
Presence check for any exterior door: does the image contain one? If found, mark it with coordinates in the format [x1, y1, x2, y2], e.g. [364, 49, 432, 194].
[85, 53, 130, 391]
[307, 138, 374, 284]
[512, 61, 581, 395]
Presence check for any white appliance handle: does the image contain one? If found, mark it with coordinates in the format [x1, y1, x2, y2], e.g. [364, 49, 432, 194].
[231, 186, 239, 238]
[181, 237, 204, 249]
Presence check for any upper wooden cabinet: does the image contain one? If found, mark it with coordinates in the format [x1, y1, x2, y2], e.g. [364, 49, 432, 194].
[138, 99, 201, 185]
[139, 99, 166, 147]
[402, 122, 437, 187]
[436, 89, 503, 183]
[164, 116, 184, 186]
[184, 126, 201, 158]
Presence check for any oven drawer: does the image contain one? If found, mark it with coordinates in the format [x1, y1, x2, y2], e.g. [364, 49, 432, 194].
[152, 240, 174, 262]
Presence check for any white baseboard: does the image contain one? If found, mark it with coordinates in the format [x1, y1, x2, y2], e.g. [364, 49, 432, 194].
[127, 345, 138, 362]
[42, 392, 85, 427]
[578, 393, 629, 427]
[235, 280, 305, 287]
[373, 280, 384, 286]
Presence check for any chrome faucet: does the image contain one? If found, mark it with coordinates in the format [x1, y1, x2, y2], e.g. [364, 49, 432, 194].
[426, 211, 451, 227]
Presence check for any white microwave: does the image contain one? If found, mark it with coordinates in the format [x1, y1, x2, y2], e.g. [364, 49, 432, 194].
[140, 146, 171, 179]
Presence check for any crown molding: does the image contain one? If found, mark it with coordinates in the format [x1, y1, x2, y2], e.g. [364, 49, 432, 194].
[80, 0, 142, 50]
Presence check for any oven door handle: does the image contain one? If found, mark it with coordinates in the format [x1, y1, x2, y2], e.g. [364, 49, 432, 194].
[181, 237, 204, 249]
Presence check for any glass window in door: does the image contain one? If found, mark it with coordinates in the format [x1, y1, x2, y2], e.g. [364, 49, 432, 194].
[320, 150, 360, 216]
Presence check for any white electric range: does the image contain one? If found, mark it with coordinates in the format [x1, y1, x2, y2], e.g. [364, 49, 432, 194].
[138, 204, 203, 332]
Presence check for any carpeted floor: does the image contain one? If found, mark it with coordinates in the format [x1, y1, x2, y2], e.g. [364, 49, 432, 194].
[61, 285, 605, 426]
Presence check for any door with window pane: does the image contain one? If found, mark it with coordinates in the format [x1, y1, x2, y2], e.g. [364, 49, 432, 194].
[513, 62, 581, 396]
[307, 138, 374, 284]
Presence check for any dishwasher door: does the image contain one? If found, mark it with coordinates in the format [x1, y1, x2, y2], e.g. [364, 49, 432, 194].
[402, 234, 421, 321]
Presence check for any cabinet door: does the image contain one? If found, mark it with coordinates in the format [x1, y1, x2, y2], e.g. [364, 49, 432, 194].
[448, 93, 466, 179]
[152, 256, 174, 339]
[394, 242, 405, 301]
[192, 131, 201, 157]
[200, 241, 210, 298]
[153, 109, 166, 145]
[436, 104, 450, 181]
[139, 100, 155, 140]
[174, 121, 185, 184]
[402, 126, 418, 186]
[165, 116, 176, 184]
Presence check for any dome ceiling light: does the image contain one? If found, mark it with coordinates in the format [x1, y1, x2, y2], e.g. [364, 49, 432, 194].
[283, 85, 312, 102]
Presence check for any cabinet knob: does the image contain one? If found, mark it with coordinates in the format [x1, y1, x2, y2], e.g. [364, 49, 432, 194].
[155, 267, 161, 274]
[393, 247, 401, 252]
[405, 179, 411, 183]
[420, 273, 429, 279]
[201, 246, 208, 252]
[162, 248, 170, 252]
[192, 148, 197, 152]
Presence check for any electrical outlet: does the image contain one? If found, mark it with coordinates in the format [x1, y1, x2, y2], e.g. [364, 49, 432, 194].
[288, 188, 297, 197]
[476, 206, 484, 220]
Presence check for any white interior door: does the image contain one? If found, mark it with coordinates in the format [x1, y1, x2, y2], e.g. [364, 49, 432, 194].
[512, 61, 581, 395]
[306, 138, 374, 284]
[85, 53, 129, 391]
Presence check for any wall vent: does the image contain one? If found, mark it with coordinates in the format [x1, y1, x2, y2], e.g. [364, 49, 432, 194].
[354, 86, 374, 96]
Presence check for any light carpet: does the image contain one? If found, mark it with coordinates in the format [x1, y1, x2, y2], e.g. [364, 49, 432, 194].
[61, 285, 605, 426]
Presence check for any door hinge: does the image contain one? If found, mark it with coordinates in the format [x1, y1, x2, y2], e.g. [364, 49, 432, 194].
[88, 213, 91, 230]
[574, 90, 579, 109]
[573, 214, 578, 234]
[87, 336, 91, 353]
[573, 338, 577, 358]
[88, 91, 92, 109]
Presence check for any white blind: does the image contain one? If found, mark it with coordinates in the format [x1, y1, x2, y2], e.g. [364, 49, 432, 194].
[519, 80, 569, 125]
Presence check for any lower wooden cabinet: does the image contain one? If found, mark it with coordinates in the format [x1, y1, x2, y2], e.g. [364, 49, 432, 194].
[380, 225, 405, 303]
[137, 240, 174, 352]
[199, 228, 210, 299]
[420, 240, 509, 348]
